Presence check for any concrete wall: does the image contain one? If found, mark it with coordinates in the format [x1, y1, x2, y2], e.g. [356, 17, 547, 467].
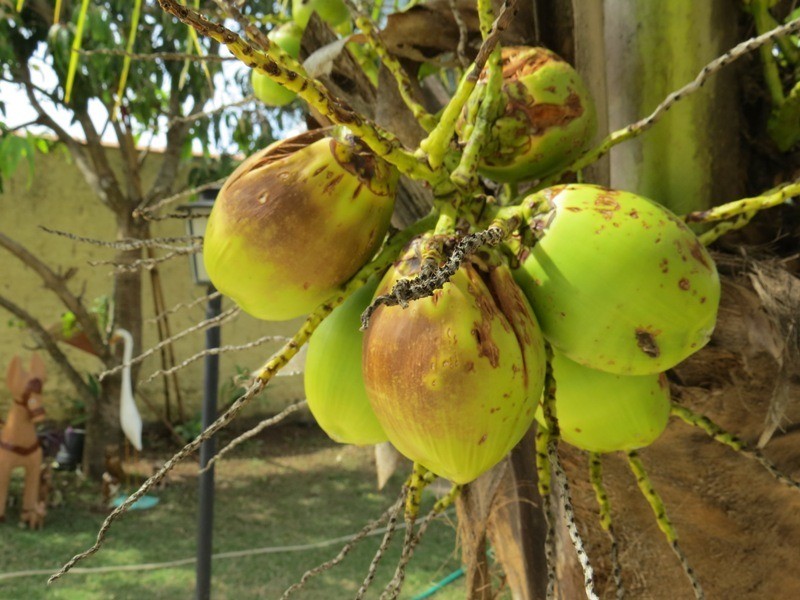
[0, 143, 306, 425]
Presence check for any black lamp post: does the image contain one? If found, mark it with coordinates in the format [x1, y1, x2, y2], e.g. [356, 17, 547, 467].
[181, 190, 219, 600]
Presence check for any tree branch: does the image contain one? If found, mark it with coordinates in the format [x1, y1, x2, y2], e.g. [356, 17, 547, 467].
[0, 294, 97, 406]
[110, 116, 144, 203]
[12, 59, 126, 211]
[143, 66, 200, 207]
[0, 232, 109, 362]
[11, 57, 128, 212]
[13, 66, 108, 205]
[76, 48, 235, 61]
[7, 119, 40, 133]
[72, 110, 127, 211]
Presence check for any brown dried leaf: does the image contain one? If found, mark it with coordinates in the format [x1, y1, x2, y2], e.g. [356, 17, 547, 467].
[302, 37, 350, 79]
[747, 262, 800, 447]
[380, 0, 481, 63]
[375, 442, 405, 490]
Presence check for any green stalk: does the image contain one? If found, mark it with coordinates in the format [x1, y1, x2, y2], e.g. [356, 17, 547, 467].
[181, 0, 214, 91]
[418, 70, 476, 168]
[588, 453, 612, 532]
[500, 182, 518, 205]
[370, 0, 384, 22]
[449, 49, 502, 189]
[589, 453, 624, 598]
[112, 0, 143, 121]
[750, 0, 786, 104]
[476, 0, 494, 38]
[404, 463, 433, 520]
[670, 404, 800, 492]
[624, 454, 672, 537]
[64, 0, 90, 103]
[54, 0, 62, 22]
[683, 181, 800, 245]
[626, 452, 705, 600]
[534, 423, 552, 503]
[419, 0, 498, 171]
[432, 200, 458, 235]
[754, 3, 799, 65]
[350, 7, 436, 131]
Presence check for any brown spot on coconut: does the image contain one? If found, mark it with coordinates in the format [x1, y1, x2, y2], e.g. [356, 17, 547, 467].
[202, 127, 398, 321]
[512, 184, 719, 374]
[362, 238, 546, 484]
[636, 328, 661, 358]
[456, 46, 597, 183]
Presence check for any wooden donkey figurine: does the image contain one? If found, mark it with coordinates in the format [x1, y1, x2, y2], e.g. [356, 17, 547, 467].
[0, 354, 47, 528]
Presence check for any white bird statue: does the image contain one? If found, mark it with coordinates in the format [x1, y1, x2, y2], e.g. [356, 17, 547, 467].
[113, 328, 142, 451]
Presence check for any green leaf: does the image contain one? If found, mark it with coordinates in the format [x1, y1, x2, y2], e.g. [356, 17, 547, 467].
[34, 136, 50, 154]
[60, 311, 79, 338]
[0, 134, 30, 185]
[86, 373, 101, 399]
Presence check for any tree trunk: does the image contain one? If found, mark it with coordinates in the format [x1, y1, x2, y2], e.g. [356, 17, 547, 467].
[486, 430, 549, 598]
[83, 211, 148, 478]
[603, 0, 744, 213]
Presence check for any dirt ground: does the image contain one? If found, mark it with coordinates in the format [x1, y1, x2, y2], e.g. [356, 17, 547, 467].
[558, 275, 800, 599]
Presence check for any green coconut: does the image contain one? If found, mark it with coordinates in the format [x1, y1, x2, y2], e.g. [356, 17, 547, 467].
[292, 0, 349, 29]
[537, 352, 671, 453]
[304, 278, 388, 446]
[513, 184, 720, 374]
[458, 46, 596, 183]
[251, 22, 304, 107]
[203, 128, 397, 321]
[362, 240, 547, 484]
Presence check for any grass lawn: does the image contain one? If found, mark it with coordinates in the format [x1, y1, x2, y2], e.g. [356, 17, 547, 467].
[0, 423, 468, 599]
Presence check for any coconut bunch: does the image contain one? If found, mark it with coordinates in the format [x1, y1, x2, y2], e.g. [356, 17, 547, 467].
[200, 11, 721, 482]
[515, 184, 719, 454]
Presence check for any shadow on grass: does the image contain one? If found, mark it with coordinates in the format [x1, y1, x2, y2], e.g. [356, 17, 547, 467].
[0, 424, 467, 600]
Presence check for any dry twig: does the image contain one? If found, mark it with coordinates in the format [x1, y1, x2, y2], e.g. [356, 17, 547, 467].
[448, 0, 471, 68]
[98, 307, 240, 381]
[142, 334, 289, 385]
[77, 48, 235, 62]
[148, 290, 222, 323]
[39, 226, 201, 251]
[281, 493, 405, 600]
[168, 94, 256, 125]
[134, 177, 227, 219]
[201, 400, 308, 473]
[354, 493, 406, 599]
[380, 484, 461, 600]
[89, 246, 200, 273]
[549, 443, 598, 600]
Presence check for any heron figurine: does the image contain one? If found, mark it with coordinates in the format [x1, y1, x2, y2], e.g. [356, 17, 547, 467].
[108, 329, 157, 510]
[113, 328, 142, 452]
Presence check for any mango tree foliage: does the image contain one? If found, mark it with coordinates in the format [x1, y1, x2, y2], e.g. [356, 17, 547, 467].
[0, 0, 295, 477]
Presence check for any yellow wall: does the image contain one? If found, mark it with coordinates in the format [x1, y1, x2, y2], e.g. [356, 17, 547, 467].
[0, 143, 306, 425]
